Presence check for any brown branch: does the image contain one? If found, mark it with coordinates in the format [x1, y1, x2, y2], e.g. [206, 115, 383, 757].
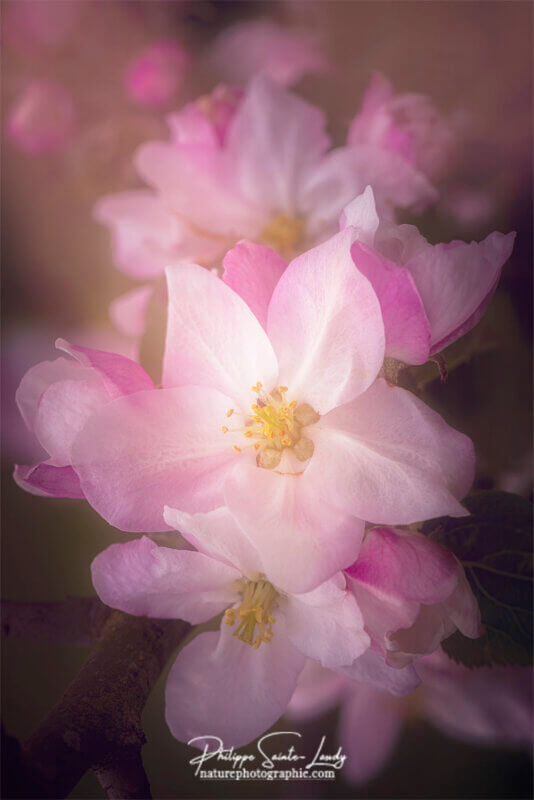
[7, 609, 191, 799]
[2, 597, 111, 645]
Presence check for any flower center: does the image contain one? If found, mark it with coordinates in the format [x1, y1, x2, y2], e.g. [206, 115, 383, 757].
[259, 214, 305, 258]
[223, 383, 320, 469]
[224, 578, 279, 648]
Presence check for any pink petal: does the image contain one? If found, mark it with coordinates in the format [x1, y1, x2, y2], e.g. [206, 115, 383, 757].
[339, 685, 403, 784]
[16, 357, 85, 432]
[267, 228, 384, 414]
[222, 241, 286, 330]
[56, 338, 154, 398]
[33, 376, 110, 466]
[292, 148, 370, 241]
[91, 537, 239, 624]
[165, 621, 306, 748]
[442, 566, 482, 639]
[164, 263, 278, 407]
[420, 656, 532, 747]
[350, 241, 431, 364]
[109, 286, 154, 340]
[339, 186, 379, 244]
[224, 460, 365, 594]
[94, 191, 187, 279]
[346, 145, 438, 212]
[287, 662, 347, 721]
[209, 20, 330, 87]
[14, 462, 84, 498]
[226, 74, 330, 215]
[311, 379, 474, 524]
[71, 387, 238, 532]
[163, 505, 264, 579]
[347, 527, 459, 605]
[135, 141, 258, 238]
[405, 231, 516, 352]
[338, 648, 421, 696]
[284, 579, 369, 668]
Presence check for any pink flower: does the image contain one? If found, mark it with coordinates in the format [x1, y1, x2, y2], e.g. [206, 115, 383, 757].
[208, 19, 331, 87]
[70, 228, 474, 592]
[345, 526, 481, 668]
[348, 73, 459, 201]
[288, 652, 532, 784]
[14, 339, 153, 498]
[92, 511, 370, 748]
[96, 76, 436, 283]
[344, 187, 515, 364]
[166, 84, 244, 148]
[124, 41, 190, 109]
[7, 80, 75, 155]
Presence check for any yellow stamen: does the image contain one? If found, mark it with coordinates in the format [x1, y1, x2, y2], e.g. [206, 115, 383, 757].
[226, 409, 234, 418]
[233, 445, 242, 453]
[221, 425, 229, 433]
[226, 578, 279, 648]
[259, 214, 305, 259]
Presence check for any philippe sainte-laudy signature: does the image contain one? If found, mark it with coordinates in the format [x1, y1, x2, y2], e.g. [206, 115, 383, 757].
[188, 731, 347, 776]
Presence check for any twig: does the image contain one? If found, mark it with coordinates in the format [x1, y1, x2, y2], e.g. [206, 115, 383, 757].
[2, 597, 110, 645]
[6, 609, 191, 799]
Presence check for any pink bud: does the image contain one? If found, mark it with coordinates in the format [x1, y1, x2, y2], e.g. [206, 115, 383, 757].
[7, 79, 75, 154]
[125, 41, 189, 109]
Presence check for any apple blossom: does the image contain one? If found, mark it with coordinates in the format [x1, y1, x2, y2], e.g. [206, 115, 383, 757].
[70, 227, 474, 592]
[343, 187, 516, 364]
[208, 19, 331, 87]
[345, 526, 481, 668]
[14, 339, 153, 498]
[91, 508, 370, 748]
[288, 652, 532, 784]
[95, 75, 438, 285]
[348, 73, 459, 197]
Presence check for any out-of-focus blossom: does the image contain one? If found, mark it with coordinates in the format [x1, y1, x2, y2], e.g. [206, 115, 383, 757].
[349, 73, 459, 193]
[288, 652, 532, 784]
[96, 76, 438, 284]
[343, 187, 515, 364]
[208, 19, 331, 87]
[68, 229, 474, 592]
[166, 84, 244, 148]
[345, 526, 481, 669]
[109, 285, 154, 343]
[92, 514, 370, 748]
[14, 340, 153, 498]
[124, 40, 190, 109]
[7, 80, 75, 155]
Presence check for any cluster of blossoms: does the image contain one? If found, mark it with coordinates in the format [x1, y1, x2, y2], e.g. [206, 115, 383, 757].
[15, 73, 518, 752]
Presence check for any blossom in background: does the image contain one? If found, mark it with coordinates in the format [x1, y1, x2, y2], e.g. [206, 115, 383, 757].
[208, 19, 332, 87]
[7, 79, 76, 155]
[14, 339, 153, 498]
[95, 75, 439, 288]
[343, 187, 515, 364]
[288, 652, 532, 784]
[91, 506, 480, 748]
[124, 40, 190, 109]
[66, 227, 474, 593]
[348, 72, 459, 196]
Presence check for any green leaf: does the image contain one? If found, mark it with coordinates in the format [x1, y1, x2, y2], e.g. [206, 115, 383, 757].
[421, 491, 533, 668]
